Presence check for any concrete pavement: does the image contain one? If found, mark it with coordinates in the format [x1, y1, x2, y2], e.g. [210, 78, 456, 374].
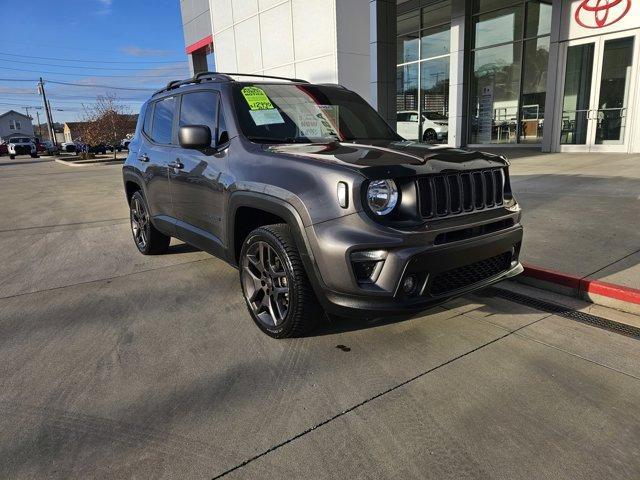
[504, 150, 640, 290]
[0, 156, 639, 479]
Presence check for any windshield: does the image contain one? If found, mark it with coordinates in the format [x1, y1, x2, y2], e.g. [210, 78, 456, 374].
[233, 83, 399, 143]
[423, 112, 448, 121]
[12, 138, 30, 143]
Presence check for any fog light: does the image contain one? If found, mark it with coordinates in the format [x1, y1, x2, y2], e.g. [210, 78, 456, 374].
[402, 274, 417, 295]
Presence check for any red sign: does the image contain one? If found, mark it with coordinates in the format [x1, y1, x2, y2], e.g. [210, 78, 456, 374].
[575, 0, 632, 28]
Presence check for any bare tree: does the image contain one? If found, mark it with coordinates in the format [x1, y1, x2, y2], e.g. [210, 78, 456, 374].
[80, 93, 135, 159]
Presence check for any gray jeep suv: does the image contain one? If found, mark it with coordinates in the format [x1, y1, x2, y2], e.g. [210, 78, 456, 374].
[122, 72, 523, 338]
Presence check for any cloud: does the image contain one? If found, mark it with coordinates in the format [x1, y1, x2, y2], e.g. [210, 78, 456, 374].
[95, 0, 112, 15]
[120, 46, 177, 58]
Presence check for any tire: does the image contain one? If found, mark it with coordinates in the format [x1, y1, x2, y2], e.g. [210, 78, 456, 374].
[31, 153, 38, 158]
[9, 155, 15, 160]
[129, 191, 170, 255]
[423, 129, 438, 143]
[239, 224, 323, 338]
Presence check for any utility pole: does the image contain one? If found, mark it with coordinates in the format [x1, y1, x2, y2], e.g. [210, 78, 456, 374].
[37, 77, 56, 146]
[35, 110, 42, 138]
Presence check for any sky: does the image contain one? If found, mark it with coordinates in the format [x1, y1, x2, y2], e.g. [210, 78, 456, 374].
[0, 0, 191, 124]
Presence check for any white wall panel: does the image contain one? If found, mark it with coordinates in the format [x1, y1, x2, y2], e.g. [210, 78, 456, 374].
[260, 3, 294, 69]
[258, 0, 285, 9]
[211, 0, 233, 31]
[234, 17, 263, 72]
[337, 52, 370, 101]
[291, 0, 335, 60]
[213, 28, 238, 71]
[295, 54, 337, 83]
[232, 0, 259, 21]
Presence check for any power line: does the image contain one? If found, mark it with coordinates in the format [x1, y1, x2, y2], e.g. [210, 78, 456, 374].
[0, 58, 186, 71]
[0, 40, 185, 58]
[45, 80, 157, 91]
[0, 66, 187, 78]
[0, 78, 39, 82]
[0, 77, 159, 91]
[0, 51, 188, 64]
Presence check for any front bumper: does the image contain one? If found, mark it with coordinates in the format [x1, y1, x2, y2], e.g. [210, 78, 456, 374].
[304, 210, 523, 318]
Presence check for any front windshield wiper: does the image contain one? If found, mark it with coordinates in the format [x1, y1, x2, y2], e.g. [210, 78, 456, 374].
[247, 136, 340, 144]
[246, 136, 298, 144]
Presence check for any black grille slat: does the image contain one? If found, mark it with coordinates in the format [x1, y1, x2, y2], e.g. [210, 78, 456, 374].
[433, 176, 448, 216]
[448, 175, 462, 214]
[472, 172, 484, 209]
[461, 173, 473, 211]
[494, 170, 504, 205]
[418, 168, 506, 219]
[483, 170, 495, 207]
[428, 251, 512, 296]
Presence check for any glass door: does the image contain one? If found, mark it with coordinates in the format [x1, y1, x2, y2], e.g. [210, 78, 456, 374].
[592, 36, 634, 150]
[557, 31, 638, 152]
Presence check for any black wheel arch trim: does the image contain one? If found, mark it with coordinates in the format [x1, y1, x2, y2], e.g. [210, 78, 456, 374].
[227, 191, 332, 306]
[122, 168, 148, 205]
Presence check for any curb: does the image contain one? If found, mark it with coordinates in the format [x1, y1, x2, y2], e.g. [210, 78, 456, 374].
[54, 158, 124, 167]
[516, 263, 640, 315]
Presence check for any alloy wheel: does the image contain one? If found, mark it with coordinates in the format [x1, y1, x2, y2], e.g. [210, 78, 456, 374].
[130, 196, 149, 250]
[241, 241, 290, 327]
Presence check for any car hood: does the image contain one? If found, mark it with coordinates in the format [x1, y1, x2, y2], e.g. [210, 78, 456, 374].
[264, 140, 508, 178]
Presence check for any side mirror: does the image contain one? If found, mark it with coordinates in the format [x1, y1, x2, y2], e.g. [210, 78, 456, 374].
[179, 125, 211, 149]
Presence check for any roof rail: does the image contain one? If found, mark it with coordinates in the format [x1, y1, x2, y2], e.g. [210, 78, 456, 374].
[152, 71, 309, 97]
[198, 72, 309, 84]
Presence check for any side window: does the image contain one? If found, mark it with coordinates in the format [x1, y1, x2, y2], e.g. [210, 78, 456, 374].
[179, 91, 218, 146]
[143, 102, 154, 136]
[409, 113, 419, 122]
[151, 96, 175, 144]
[397, 113, 408, 122]
[217, 97, 228, 144]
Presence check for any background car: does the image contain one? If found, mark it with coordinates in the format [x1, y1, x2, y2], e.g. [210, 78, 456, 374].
[40, 140, 60, 155]
[0, 143, 7, 156]
[7, 137, 37, 159]
[60, 142, 76, 153]
[396, 110, 449, 143]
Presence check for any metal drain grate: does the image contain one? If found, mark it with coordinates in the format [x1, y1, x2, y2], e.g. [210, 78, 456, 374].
[480, 286, 640, 340]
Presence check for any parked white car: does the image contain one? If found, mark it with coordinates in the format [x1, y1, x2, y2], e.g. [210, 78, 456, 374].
[7, 137, 37, 159]
[396, 110, 448, 143]
[60, 142, 77, 153]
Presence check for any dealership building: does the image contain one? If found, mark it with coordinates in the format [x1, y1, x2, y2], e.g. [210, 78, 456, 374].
[179, 0, 640, 153]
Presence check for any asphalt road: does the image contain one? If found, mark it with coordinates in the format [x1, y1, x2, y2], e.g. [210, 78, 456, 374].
[1, 156, 639, 479]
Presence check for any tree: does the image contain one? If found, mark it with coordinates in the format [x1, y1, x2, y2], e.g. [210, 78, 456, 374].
[79, 93, 135, 159]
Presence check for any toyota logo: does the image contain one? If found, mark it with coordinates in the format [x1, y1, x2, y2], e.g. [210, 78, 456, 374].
[575, 0, 632, 28]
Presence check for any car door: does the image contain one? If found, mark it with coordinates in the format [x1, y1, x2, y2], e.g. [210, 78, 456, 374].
[140, 96, 178, 225]
[169, 90, 228, 246]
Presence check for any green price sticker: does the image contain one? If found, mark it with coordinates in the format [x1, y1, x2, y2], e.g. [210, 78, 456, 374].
[241, 86, 275, 110]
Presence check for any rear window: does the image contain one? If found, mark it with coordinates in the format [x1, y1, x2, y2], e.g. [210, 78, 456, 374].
[150, 97, 175, 144]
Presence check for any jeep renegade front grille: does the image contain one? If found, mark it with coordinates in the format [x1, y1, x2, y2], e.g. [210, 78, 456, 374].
[418, 168, 505, 219]
[428, 251, 512, 296]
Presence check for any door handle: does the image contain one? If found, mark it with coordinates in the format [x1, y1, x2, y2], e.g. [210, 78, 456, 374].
[169, 159, 184, 169]
[138, 153, 149, 162]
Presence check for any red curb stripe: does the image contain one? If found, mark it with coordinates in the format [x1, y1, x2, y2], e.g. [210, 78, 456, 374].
[522, 263, 581, 289]
[582, 278, 640, 305]
[186, 35, 213, 54]
[522, 263, 640, 306]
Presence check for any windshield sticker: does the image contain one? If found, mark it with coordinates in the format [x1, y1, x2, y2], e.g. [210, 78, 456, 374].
[249, 109, 285, 126]
[241, 86, 275, 110]
[295, 105, 338, 138]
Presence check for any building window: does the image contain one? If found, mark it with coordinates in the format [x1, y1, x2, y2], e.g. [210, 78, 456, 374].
[396, 1, 451, 144]
[469, 0, 551, 144]
[9, 119, 21, 130]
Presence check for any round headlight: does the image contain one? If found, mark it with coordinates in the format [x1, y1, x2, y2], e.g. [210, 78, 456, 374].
[367, 179, 398, 216]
